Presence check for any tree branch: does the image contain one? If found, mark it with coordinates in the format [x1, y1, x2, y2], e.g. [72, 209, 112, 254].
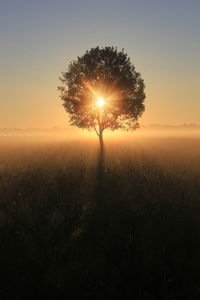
[94, 125, 99, 136]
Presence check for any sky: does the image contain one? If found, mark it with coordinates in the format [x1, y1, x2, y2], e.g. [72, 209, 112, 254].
[0, 0, 200, 129]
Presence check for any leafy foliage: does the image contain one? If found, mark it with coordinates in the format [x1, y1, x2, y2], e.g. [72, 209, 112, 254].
[58, 47, 146, 136]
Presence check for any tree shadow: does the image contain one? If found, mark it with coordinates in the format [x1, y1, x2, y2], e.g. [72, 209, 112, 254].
[95, 147, 105, 197]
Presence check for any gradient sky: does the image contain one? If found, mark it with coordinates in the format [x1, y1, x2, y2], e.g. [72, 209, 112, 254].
[1, 0, 200, 128]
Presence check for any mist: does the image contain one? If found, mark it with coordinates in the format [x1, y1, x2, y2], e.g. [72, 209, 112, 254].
[0, 124, 200, 299]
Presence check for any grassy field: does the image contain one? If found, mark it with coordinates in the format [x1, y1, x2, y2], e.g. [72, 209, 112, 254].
[0, 133, 200, 299]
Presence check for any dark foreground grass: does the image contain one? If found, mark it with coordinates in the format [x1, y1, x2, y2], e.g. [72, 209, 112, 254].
[0, 136, 200, 299]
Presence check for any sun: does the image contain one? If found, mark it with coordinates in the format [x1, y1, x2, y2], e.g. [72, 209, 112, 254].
[98, 97, 105, 107]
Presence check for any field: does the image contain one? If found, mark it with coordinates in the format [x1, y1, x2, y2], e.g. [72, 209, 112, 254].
[0, 132, 200, 299]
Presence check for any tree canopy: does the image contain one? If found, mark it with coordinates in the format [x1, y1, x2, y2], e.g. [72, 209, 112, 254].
[58, 46, 146, 148]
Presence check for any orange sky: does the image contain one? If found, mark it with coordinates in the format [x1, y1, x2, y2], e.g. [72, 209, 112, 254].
[1, 0, 200, 129]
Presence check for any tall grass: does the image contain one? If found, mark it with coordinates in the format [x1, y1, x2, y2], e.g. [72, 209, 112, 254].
[0, 135, 200, 299]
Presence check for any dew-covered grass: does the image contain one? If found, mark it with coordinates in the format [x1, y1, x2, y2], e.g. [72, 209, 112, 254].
[0, 135, 200, 299]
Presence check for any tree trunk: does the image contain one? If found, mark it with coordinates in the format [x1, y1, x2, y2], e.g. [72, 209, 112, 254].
[99, 127, 104, 154]
[97, 127, 105, 185]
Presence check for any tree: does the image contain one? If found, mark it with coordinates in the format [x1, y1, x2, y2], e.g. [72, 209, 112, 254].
[58, 46, 146, 151]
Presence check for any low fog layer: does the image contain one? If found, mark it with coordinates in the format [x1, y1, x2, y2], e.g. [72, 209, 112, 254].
[0, 124, 200, 144]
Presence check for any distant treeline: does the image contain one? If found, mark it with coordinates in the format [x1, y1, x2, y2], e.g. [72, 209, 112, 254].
[141, 124, 200, 130]
[1, 124, 200, 132]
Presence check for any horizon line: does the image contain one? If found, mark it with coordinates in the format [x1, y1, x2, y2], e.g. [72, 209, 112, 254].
[0, 123, 200, 131]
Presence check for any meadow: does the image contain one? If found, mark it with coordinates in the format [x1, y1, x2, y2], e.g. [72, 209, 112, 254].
[0, 132, 200, 299]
